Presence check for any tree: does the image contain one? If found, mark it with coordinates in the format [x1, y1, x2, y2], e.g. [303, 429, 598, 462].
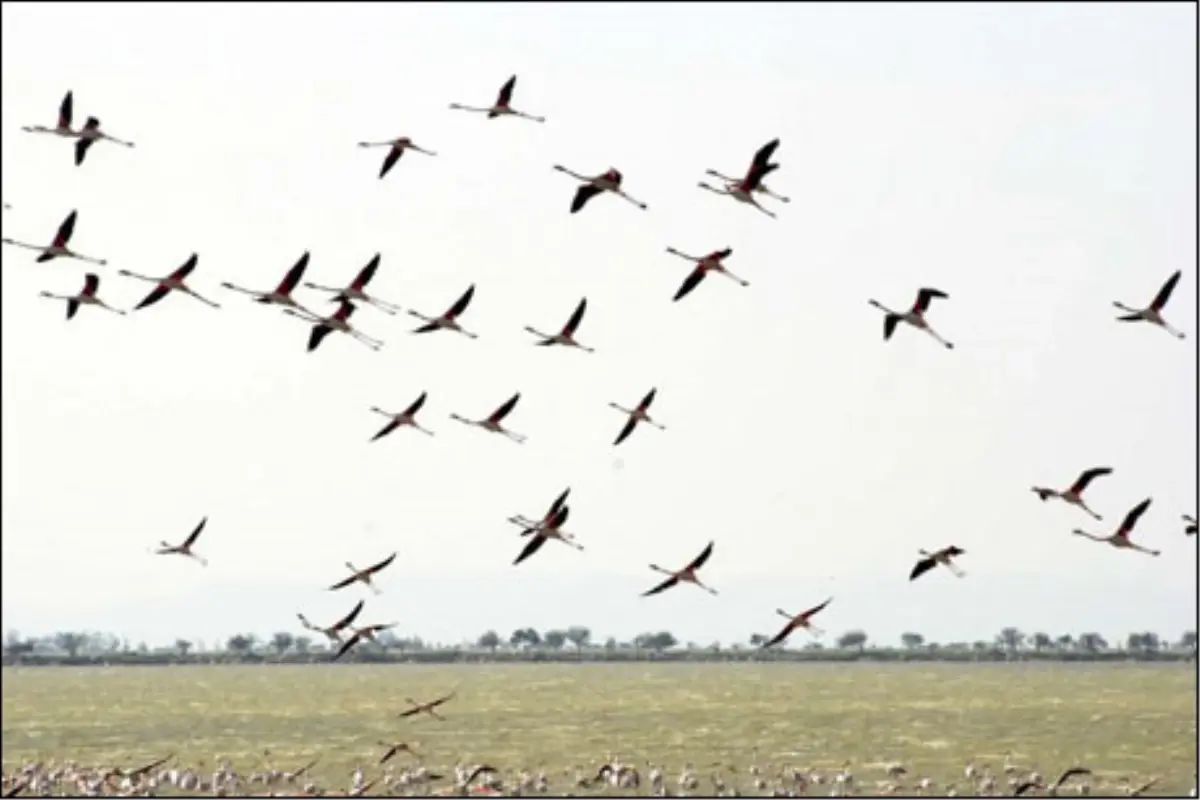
[604, 637, 618, 651]
[271, 632, 294, 656]
[1179, 631, 1197, 652]
[565, 626, 591, 653]
[510, 628, 540, 649]
[836, 630, 868, 652]
[226, 634, 254, 654]
[748, 633, 768, 647]
[376, 630, 399, 651]
[650, 631, 677, 651]
[900, 632, 925, 650]
[54, 632, 87, 658]
[175, 639, 193, 657]
[1055, 634, 1074, 651]
[1030, 632, 1052, 653]
[477, 630, 501, 653]
[1127, 632, 1159, 653]
[996, 627, 1024, 653]
[1077, 632, 1107, 653]
[294, 636, 312, 654]
[543, 630, 567, 650]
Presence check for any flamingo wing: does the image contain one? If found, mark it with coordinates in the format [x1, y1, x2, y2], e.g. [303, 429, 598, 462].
[66, 299, 80, 320]
[366, 552, 398, 575]
[307, 324, 334, 352]
[83, 273, 100, 296]
[134, 284, 173, 311]
[1118, 498, 1152, 536]
[1151, 270, 1181, 310]
[402, 391, 428, 417]
[488, 392, 521, 423]
[58, 91, 74, 129]
[914, 287, 949, 312]
[329, 573, 359, 591]
[749, 138, 781, 175]
[332, 632, 363, 661]
[744, 161, 778, 191]
[371, 419, 401, 442]
[170, 254, 200, 281]
[687, 541, 715, 571]
[429, 690, 457, 708]
[944, 545, 965, 557]
[562, 297, 587, 335]
[74, 137, 97, 166]
[909, 557, 937, 581]
[641, 574, 679, 597]
[447, 284, 475, 318]
[54, 210, 78, 247]
[637, 388, 657, 412]
[352, 254, 381, 290]
[882, 313, 901, 341]
[182, 517, 207, 548]
[379, 147, 403, 179]
[277, 252, 311, 295]
[763, 620, 795, 648]
[570, 184, 603, 214]
[334, 300, 356, 321]
[613, 415, 640, 446]
[496, 75, 517, 107]
[673, 265, 708, 302]
[546, 487, 571, 519]
[412, 320, 441, 334]
[1069, 467, 1112, 494]
[799, 597, 833, 620]
[513, 533, 548, 565]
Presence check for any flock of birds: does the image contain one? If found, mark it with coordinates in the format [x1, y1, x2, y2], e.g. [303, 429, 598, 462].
[2, 74, 1196, 795]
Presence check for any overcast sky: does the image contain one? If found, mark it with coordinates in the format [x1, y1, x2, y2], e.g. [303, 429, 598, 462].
[1, 3, 1195, 650]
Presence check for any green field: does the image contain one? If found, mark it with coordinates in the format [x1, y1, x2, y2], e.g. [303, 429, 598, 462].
[3, 662, 1195, 795]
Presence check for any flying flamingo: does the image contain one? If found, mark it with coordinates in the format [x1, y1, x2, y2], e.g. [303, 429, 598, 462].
[1183, 515, 1196, 536]
[450, 392, 526, 443]
[153, 517, 209, 566]
[303, 253, 402, 314]
[369, 392, 435, 440]
[553, 165, 648, 213]
[508, 487, 571, 536]
[118, 253, 221, 310]
[220, 251, 315, 315]
[762, 598, 833, 647]
[1072, 498, 1160, 556]
[40, 273, 125, 319]
[642, 541, 717, 596]
[610, 388, 665, 446]
[73, 116, 135, 166]
[2, 209, 107, 264]
[283, 299, 383, 352]
[398, 691, 457, 720]
[297, 599, 365, 644]
[328, 552, 398, 595]
[357, 137, 437, 179]
[449, 75, 545, 122]
[698, 138, 783, 218]
[1031, 467, 1112, 521]
[705, 148, 791, 204]
[1113, 270, 1186, 339]
[513, 505, 582, 565]
[525, 297, 593, 351]
[868, 287, 954, 349]
[377, 742, 422, 765]
[909, 546, 966, 581]
[333, 622, 397, 661]
[21, 90, 77, 138]
[408, 284, 478, 338]
[664, 246, 749, 302]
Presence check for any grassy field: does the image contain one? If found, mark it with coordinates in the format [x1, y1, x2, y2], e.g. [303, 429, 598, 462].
[2, 662, 1195, 795]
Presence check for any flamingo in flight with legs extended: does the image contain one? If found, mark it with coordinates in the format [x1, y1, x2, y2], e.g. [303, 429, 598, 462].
[377, 742, 422, 765]
[698, 139, 784, 218]
[610, 388, 665, 446]
[1072, 498, 1160, 556]
[154, 517, 209, 566]
[762, 598, 833, 647]
[357, 137, 437, 179]
[1113, 270, 1186, 339]
[869, 287, 954, 349]
[525, 297, 593, 351]
[283, 299, 383, 352]
[297, 599, 364, 644]
[1183, 515, 1196, 536]
[450, 392, 527, 443]
[553, 165, 648, 213]
[333, 622, 397, 661]
[398, 691, 457, 720]
[1031, 467, 1112, 521]
[513, 505, 582, 565]
[119, 253, 221, 310]
[73, 115, 135, 166]
[40, 273, 125, 319]
[909, 546, 966, 581]
[508, 487, 571, 536]
[221, 251, 316, 316]
[21, 90, 77, 139]
[304, 253, 402, 314]
[329, 552, 398, 595]
[664, 246, 749, 302]
[449, 75, 544, 122]
[369, 392, 435, 440]
[408, 284, 478, 338]
[642, 541, 718, 596]
[3, 209, 107, 265]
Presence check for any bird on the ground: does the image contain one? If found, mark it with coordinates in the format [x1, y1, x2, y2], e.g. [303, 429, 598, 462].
[329, 552, 397, 594]
[1114, 270, 1186, 338]
[408, 284, 478, 337]
[357, 138, 437, 179]
[119, 253, 221, 310]
[762, 598, 833, 647]
[283, 299, 384, 352]
[1031, 467, 1112, 521]
[664, 246, 749, 301]
[450, 392, 527, 443]
[449, 75, 544, 122]
[868, 287, 954, 348]
[698, 138, 784, 218]
[303, 253, 402, 314]
[642, 541, 718, 596]
[297, 600, 364, 645]
[553, 165, 648, 213]
[525, 297, 593, 351]
[909, 546, 966, 581]
[40, 273, 125, 319]
[609, 388, 665, 446]
[369, 392, 434, 440]
[154, 518, 209, 566]
[1072, 498, 1160, 556]
[3, 209, 107, 264]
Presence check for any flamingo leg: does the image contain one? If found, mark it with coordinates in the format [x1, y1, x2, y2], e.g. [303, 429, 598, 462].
[614, 190, 647, 210]
[448, 104, 492, 114]
[923, 326, 954, 349]
[717, 268, 750, 287]
[365, 296, 401, 315]
[552, 165, 589, 182]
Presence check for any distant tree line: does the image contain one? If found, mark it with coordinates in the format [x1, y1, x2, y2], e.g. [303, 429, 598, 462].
[2, 626, 1194, 666]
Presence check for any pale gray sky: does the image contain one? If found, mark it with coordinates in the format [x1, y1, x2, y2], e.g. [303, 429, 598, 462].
[1, 3, 1195, 649]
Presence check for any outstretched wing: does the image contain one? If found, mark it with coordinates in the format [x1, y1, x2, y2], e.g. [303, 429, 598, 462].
[58, 91, 74, 129]
[74, 137, 97, 166]
[333, 599, 366, 631]
[1151, 270, 1181, 310]
[799, 597, 832, 619]
[135, 284, 172, 311]
[402, 391, 428, 417]
[333, 632, 362, 661]
[66, 299, 80, 320]
[329, 573, 359, 591]
[277, 252, 311, 295]
[379, 147, 403, 179]
[763, 620, 795, 648]
[1069, 467, 1112, 494]
[570, 184, 603, 214]
[914, 287, 948, 312]
[366, 552, 397, 575]
[54, 210, 78, 247]
[307, 324, 334, 352]
[673, 266, 707, 302]
[613, 415, 639, 446]
[909, 557, 936, 581]
[641, 574, 679, 597]
[749, 138, 780, 176]
[546, 487, 571, 520]
[562, 297, 587, 335]
[412, 321, 441, 334]
[82, 273, 100, 296]
[686, 541, 715, 572]
[353, 255, 381, 290]
[488, 393, 521, 423]
[183, 517, 207, 548]
[497, 75, 517, 107]
[637, 388, 657, 411]
[1118, 498, 1152, 536]
[513, 534, 547, 565]
[170, 254, 200, 281]
[882, 314, 900, 341]
[371, 419, 401, 442]
[447, 284, 475, 318]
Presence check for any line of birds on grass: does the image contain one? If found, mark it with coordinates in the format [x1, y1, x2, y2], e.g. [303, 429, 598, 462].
[4, 74, 1196, 666]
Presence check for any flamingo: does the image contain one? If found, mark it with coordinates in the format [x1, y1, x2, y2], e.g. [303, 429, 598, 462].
[909, 546, 966, 580]
[118, 253, 221, 310]
[609, 388, 665, 446]
[449, 75, 544, 122]
[297, 599, 365, 644]
[525, 297, 593, 351]
[553, 165, 648, 213]
[357, 137, 437, 179]
[398, 691, 457, 720]
[513, 505, 582, 565]
[1184, 515, 1197, 536]
[303, 253, 402, 314]
[450, 392, 526, 443]
[868, 287, 954, 349]
[154, 517, 209, 566]
[369, 392, 434, 440]
[1072, 498, 1160, 556]
[1031, 467, 1113, 521]
[40, 273, 125, 319]
[642, 541, 718, 596]
[408, 284, 478, 338]
[328, 552, 397, 595]
[73, 116, 135, 166]
[2, 209, 107, 264]
[698, 138, 783, 218]
[333, 622, 397, 661]
[508, 487, 571, 536]
[283, 299, 383, 352]
[664, 246, 749, 301]
[1114, 270, 1186, 338]
[21, 90, 77, 138]
[377, 742, 422, 765]
[762, 598, 833, 647]
[220, 251, 316, 315]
